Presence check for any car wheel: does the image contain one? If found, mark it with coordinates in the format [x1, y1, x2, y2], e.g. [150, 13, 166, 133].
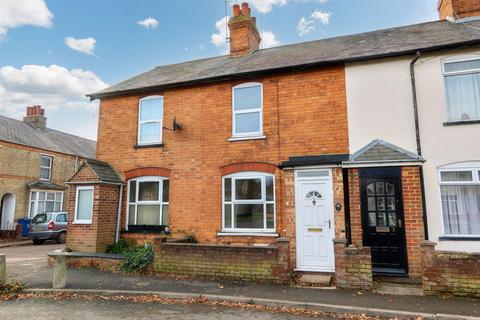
[56, 231, 66, 244]
[33, 239, 45, 245]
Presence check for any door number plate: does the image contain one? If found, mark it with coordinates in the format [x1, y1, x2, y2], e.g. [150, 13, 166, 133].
[376, 227, 390, 233]
[308, 227, 322, 232]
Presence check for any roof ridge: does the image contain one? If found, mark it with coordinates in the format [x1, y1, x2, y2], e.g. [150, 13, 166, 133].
[0, 114, 96, 143]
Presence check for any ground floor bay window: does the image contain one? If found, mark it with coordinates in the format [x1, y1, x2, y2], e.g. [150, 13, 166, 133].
[127, 176, 169, 231]
[439, 166, 480, 236]
[28, 190, 63, 218]
[222, 172, 275, 233]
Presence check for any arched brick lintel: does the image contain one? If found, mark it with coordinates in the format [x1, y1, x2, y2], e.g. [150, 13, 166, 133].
[125, 167, 171, 180]
[220, 162, 278, 176]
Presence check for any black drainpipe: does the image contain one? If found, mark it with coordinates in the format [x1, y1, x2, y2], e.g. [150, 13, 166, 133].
[342, 168, 352, 245]
[410, 51, 429, 240]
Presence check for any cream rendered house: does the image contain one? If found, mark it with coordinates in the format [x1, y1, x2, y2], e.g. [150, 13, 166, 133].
[346, 1, 480, 253]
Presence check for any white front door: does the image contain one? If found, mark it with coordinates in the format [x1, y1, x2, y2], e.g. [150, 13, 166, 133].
[295, 170, 335, 272]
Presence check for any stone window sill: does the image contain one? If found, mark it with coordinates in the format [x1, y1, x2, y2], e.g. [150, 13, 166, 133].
[228, 135, 266, 142]
[133, 143, 164, 149]
[439, 236, 480, 241]
[217, 232, 278, 237]
[443, 120, 480, 126]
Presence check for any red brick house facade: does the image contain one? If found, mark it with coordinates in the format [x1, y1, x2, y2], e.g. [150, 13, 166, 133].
[66, 1, 480, 289]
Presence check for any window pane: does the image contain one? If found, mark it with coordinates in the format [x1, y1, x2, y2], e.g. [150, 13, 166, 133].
[224, 178, 232, 202]
[367, 183, 375, 195]
[31, 192, 37, 200]
[77, 189, 93, 221]
[377, 212, 387, 227]
[30, 202, 36, 217]
[441, 171, 473, 182]
[376, 182, 385, 195]
[138, 182, 159, 201]
[234, 204, 264, 229]
[224, 204, 232, 228]
[368, 212, 377, 226]
[37, 202, 45, 213]
[128, 205, 136, 225]
[55, 192, 62, 201]
[40, 156, 51, 167]
[367, 197, 376, 211]
[47, 193, 55, 201]
[40, 168, 50, 180]
[235, 112, 260, 134]
[39, 192, 45, 200]
[162, 180, 169, 202]
[54, 201, 61, 212]
[235, 178, 262, 200]
[377, 197, 385, 211]
[387, 197, 396, 210]
[267, 204, 275, 229]
[388, 212, 397, 227]
[140, 123, 162, 143]
[445, 59, 480, 73]
[162, 204, 169, 225]
[140, 98, 163, 121]
[386, 183, 394, 195]
[266, 176, 274, 201]
[441, 185, 480, 235]
[45, 201, 55, 212]
[129, 181, 136, 202]
[445, 74, 480, 121]
[234, 85, 261, 110]
[136, 205, 160, 225]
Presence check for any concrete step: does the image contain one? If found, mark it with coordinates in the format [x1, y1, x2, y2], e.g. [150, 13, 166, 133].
[374, 283, 423, 296]
[297, 274, 332, 287]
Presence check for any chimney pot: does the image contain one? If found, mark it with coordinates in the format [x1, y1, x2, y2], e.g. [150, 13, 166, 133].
[241, 3, 250, 16]
[233, 4, 240, 17]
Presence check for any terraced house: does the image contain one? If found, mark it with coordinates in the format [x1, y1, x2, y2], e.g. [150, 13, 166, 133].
[0, 106, 96, 233]
[68, 1, 480, 291]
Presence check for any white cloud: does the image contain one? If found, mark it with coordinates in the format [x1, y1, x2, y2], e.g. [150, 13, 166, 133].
[298, 9, 331, 36]
[211, 17, 280, 52]
[248, 0, 288, 13]
[0, 0, 53, 40]
[65, 37, 96, 55]
[0, 65, 108, 128]
[137, 17, 159, 29]
[260, 31, 280, 49]
[211, 17, 230, 54]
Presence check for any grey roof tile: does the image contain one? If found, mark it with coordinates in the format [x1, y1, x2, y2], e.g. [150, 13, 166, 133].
[0, 116, 96, 159]
[349, 139, 423, 163]
[90, 19, 480, 99]
[84, 159, 123, 184]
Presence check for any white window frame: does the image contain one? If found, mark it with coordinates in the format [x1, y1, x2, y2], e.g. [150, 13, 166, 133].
[438, 163, 480, 237]
[442, 56, 480, 122]
[126, 176, 169, 229]
[39, 155, 53, 181]
[137, 95, 164, 145]
[231, 82, 264, 139]
[28, 190, 64, 218]
[222, 171, 275, 233]
[74, 186, 94, 224]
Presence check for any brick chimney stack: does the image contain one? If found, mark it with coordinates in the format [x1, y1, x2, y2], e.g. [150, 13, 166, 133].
[23, 106, 47, 128]
[438, 0, 480, 20]
[228, 2, 261, 57]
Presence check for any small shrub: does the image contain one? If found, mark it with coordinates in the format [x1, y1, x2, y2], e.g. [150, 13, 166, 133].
[106, 239, 130, 254]
[0, 280, 26, 299]
[120, 244, 153, 273]
[183, 234, 198, 243]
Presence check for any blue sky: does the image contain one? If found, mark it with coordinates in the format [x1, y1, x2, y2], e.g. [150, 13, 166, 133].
[0, 0, 438, 140]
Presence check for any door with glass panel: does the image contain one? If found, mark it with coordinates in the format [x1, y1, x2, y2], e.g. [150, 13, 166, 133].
[360, 167, 408, 276]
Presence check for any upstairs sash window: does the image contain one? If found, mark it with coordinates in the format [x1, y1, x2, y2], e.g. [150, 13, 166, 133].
[138, 96, 164, 145]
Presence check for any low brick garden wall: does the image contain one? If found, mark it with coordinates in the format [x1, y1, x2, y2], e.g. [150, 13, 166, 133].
[153, 237, 291, 283]
[333, 238, 372, 290]
[420, 241, 480, 298]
